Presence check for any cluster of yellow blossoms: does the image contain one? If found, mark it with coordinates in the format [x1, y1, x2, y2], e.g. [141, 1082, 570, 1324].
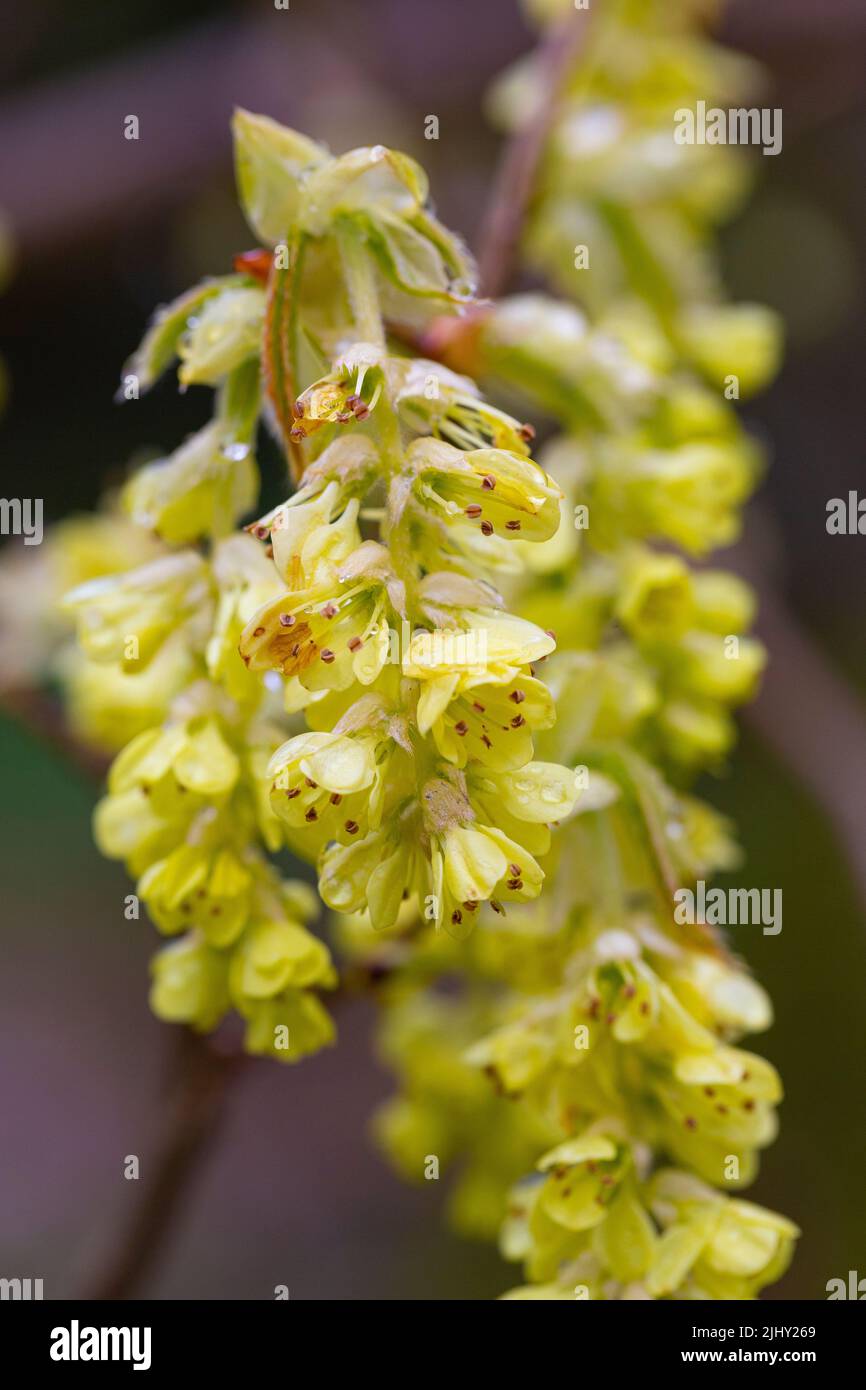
[3, 0, 795, 1300]
[359, 0, 798, 1299]
[55, 111, 586, 1067]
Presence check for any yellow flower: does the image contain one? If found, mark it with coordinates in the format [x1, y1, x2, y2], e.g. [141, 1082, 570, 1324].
[692, 569, 756, 634]
[138, 843, 253, 947]
[417, 672, 555, 773]
[64, 551, 212, 671]
[239, 560, 393, 692]
[63, 638, 195, 752]
[409, 438, 562, 541]
[94, 714, 240, 875]
[615, 549, 694, 642]
[665, 952, 772, 1038]
[675, 630, 765, 704]
[467, 762, 585, 857]
[229, 918, 334, 998]
[394, 358, 535, 456]
[206, 534, 284, 708]
[405, 608, 556, 771]
[318, 781, 549, 937]
[651, 1042, 783, 1188]
[177, 286, 265, 386]
[289, 349, 384, 440]
[239, 990, 336, 1063]
[318, 820, 428, 932]
[434, 821, 545, 935]
[646, 1169, 798, 1298]
[679, 303, 783, 399]
[659, 698, 733, 767]
[534, 1131, 629, 1233]
[267, 722, 395, 844]
[124, 421, 258, 544]
[150, 934, 230, 1031]
[594, 438, 757, 555]
[250, 435, 378, 576]
[465, 1011, 559, 1097]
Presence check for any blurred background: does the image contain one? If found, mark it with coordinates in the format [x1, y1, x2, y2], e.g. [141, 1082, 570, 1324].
[0, 0, 864, 1299]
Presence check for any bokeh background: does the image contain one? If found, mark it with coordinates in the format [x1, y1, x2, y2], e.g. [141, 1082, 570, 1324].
[1, 0, 864, 1299]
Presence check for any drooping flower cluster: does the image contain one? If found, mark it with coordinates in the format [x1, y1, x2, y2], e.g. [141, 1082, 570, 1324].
[490, 0, 782, 398]
[361, 0, 798, 1299]
[217, 116, 585, 937]
[64, 528, 336, 1061]
[54, 113, 584, 1066]
[3, 0, 796, 1300]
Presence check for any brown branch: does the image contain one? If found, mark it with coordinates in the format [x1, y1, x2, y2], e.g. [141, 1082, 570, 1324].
[476, 9, 589, 299]
[78, 1029, 248, 1301]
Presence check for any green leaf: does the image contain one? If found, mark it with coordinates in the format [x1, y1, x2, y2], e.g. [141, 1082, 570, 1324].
[121, 276, 245, 396]
[177, 286, 265, 386]
[362, 211, 449, 298]
[410, 207, 477, 294]
[301, 145, 428, 236]
[232, 110, 326, 244]
[218, 357, 262, 446]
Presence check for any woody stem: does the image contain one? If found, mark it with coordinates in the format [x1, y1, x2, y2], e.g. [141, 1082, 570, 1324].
[476, 8, 590, 298]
